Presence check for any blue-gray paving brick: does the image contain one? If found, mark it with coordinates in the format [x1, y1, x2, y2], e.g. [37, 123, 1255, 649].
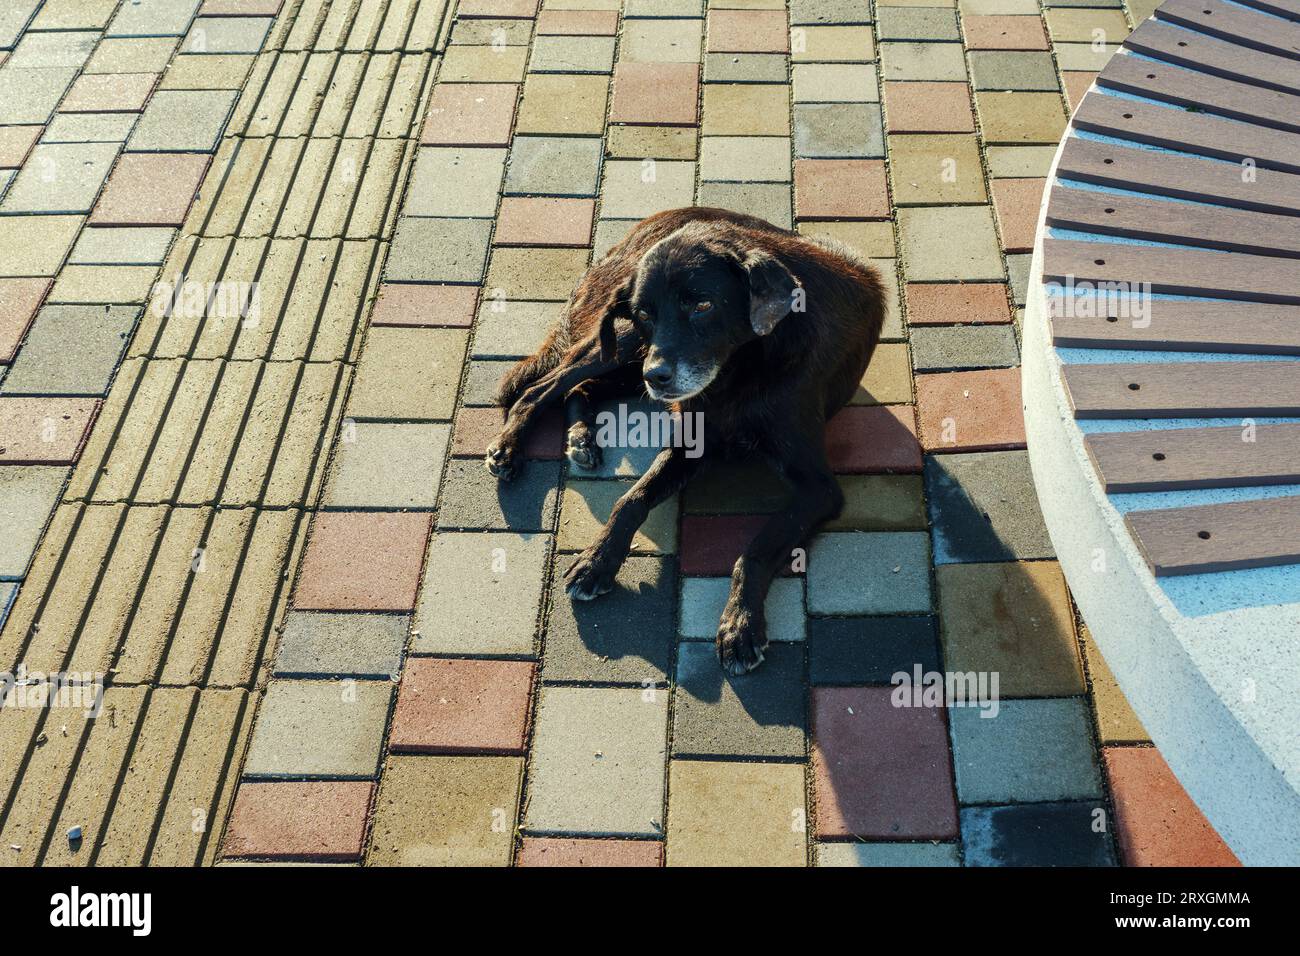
[968, 51, 1061, 92]
[818, 842, 960, 866]
[183, 16, 272, 53]
[542, 554, 676, 684]
[404, 147, 507, 218]
[461, 359, 514, 406]
[807, 531, 932, 614]
[529, 36, 616, 73]
[504, 136, 603, 197]
[909, 325, 1020, 371]
[472, 300, 561, 359]
[41, 113, 138, 144]
[875, 8, 959, 41]
[925, 450, 1054, 564]
[679, 577, 805, 642]
[0, 142, 119, 214]
[808, 615, 940, 685]
[949, 698, 1103, 804]
[386, 217, 492, 282]
[323, 421, 449, 509]
[127, 89, 239, 152]
[671, 640, 806, 758]
[794, 103, 884, 158]
[242, 679, 393, 778]
[0, 466, 68, 579]
[696, 182, 792, 229]
[0, 305, 137, 396]
[435, 458, 560, 531]
[962, 802, 1116, 866]
[108, 0, 199, 37]
[273, 611, 408, 679]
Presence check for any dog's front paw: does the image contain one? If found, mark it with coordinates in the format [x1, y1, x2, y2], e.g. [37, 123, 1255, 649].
[716, 603, 768, 675]
[564, 548, 618, 601]
[565, 423, 602, 471]
[485, 440, 519, 481]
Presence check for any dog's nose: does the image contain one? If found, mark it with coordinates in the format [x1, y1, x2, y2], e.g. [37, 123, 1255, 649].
[644, 362, 673, 389]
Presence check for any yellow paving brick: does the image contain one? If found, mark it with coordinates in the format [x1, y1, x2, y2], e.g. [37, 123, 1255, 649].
[516, 73, 608, 135]
[43, 686, 149, 867]
[348, 328, 467, 421]
[337, 52, 399, 137]
[148, 690, 249, 865]
[96, 687, 196, 866]
[484, 247, 590, 301]
[127, 361, 222, 504]
[225, 52, 280, 133]
[293, 240, 380, 362]
[244, 53, 315, 137]
[49, 266, 159, 305]
[196, 237, 292, 360]
[284, 53, 349, 137]
[64, 359, 142, 498]
[65, 506, 170, 676]
[112, 508, 210, 684]
[206, 508, 303, 687]
[160, 54, 256, 91]
[377, 53, 434, 138]
[132, 237, 232, 358]
[1082, 626, 1150, 744]
[0, 706, 47, 860]
[200, 685, 258, 864]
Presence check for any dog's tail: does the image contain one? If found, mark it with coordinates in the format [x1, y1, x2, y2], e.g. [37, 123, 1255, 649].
[494, 348, 560, 407]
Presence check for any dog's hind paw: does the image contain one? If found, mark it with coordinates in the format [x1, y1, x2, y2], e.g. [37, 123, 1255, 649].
[485, 441, 519, 481]
[716, 604, 769, 675]
[565, 425, 602, 471]
[563, 550, 616, 601]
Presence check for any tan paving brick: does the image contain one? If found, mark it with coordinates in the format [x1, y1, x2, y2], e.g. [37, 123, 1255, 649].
[666, 760, 807, 866]
[621, 18, 703, 62]
[791, 25, 876, 62]
[607, 125, 697, 159]
[975, 90, 1067, 144]
[702, 84, 790, 136]
[484, 247, 590, 300]
[160, 53, 255, 89]
[1082, 626, 1150, 744]
[347, 327, 467, 420]
[887, 133, 987, 205]
[0, 215, 83, 276]
[515, 73, 607, 135]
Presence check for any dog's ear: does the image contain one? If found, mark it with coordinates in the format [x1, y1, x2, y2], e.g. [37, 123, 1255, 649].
[597, 273, 633, 363]
[741, 250, 799, 336]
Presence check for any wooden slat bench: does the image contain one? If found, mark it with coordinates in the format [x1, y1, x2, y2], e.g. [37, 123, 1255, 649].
[1021, 0, 1300, 864]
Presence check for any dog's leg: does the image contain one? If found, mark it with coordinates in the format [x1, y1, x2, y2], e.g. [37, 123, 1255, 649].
[717, 450, 843, 675]
[563, 381, 601, 471]
[564, 445, 698, 599]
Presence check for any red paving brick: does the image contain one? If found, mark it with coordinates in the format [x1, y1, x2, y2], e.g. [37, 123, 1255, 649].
[390, 658, 536, 755]
[962, 15, 1049, 50]
[707, 10, 789, 53]
[1063, 71, 1097, 113]
[91, 153, 210, 226]
[884, 81, 974, 133]
[990, 177, 1046, 253]
[370, 283, 478, 328]
[1104, 746, 1241, 867]
[0, 397, 99, 464]
[494, 197, 594, 247]
[795, 160, 889, 220]
[610, 62, 699, 126]
[61, 73, 157, 112]
[457, 0, 539, 17]
[421, 83, 519, 147]
[223, 781, 373, 861]
[680, 514, 779, 576]
[518, 837, 663, 866]
[824, 404, 923, 473]
[0, 126, 40, 168]
[812, 686, 959, 839]
[451, 405, 564, 459]
[536, 9, 619, 35]
[915, 368, 1025, 453]
[905, 282, 1012, 325]
[0, 278, 50, 362]
[293, 511, 432, 612]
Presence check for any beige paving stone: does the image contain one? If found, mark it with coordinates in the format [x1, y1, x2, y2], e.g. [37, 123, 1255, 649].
[375, 53, 435, 138]
[33, 0, 117, 30]
[347, 327, 468, 421]
[621, 19, 703, 62]
[0, 216, 83, 277]
[1054, 42, 1120, 72]
[1045, 8, 1129, 43]
[986, 144, 1058, 178]
[959, 0, 1039, 12]
[700, 136, 791, 182]
[702, 84, 790, 135]
[50, 266, 158, 305]
[484, 247, 590, 300]
[118, 360, 221, 504]
[558, 481, 678, 554]
[606, 125, 697, 160]
[887, 133, 987, 205]
[797, 220, 896, 258]
[86, 37, 178, 74]
[97, 688, 197, 866]
[791, 25, 876, 62]
[793, 63, 878, 102]
[975, 91, 1067, 144]
[368, 755, 522, 866]
[41, 686, 149, 867]
[879, 41, 966, 80]
[160, 53, 255, 89]
[150, 689, 248, 866]
[405, 147, 508, 218]
[599, 159, 696, 218]
[440, 44, 529, 81]
[337, 53, 402, 138]
[852, 341, 913, 404]
[899, 206, 1004, 281]
[666, 760, 807, 866]
[515, 73, 608, 134]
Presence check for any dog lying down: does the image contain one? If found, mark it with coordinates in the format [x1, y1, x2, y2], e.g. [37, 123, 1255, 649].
[487, 207, 886, 674]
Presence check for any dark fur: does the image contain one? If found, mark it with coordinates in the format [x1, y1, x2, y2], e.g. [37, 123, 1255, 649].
[488, 207, 886, 673]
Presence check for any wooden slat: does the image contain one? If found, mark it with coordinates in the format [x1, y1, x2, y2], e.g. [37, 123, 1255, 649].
[1051, 300, 1300, 355]
[1125, 495, 1300, 575]
[1046, 184, 1300, 258]
[1096, 54, 1300, 133]
[1055, 138, 1300, 217]
[1125, 19, 1300, 92]
[1043, 239, 1300, 304]
[1233, 0, 1300, 22]
[1069, 93, 1300, 175]
[1063, 361, 1300, 418]
[1085, 424, 1300, 492]
[1157, 0, 1300, 60]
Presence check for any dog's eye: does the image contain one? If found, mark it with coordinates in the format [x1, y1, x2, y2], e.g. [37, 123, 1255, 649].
[692, 301, 712, 315]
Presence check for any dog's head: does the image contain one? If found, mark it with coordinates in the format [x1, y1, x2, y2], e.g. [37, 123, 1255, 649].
[600, 222, 801, 401]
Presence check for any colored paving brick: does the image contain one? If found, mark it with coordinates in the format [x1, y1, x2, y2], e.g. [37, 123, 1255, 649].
[91, 153, 209, 225]
[666, 760, 807, 866]
[274, 611, 407, 680]
[964, 15, 1050, 49]
[794, 159, 889, 219]
[915, 367, 1026, 452]
[884, 81, 973, 133]
[906, 281, 1013, 325]
[910, 325, 1020, 371]
[818, 842, 961, 867]
[808, 531, 932, 614]
[1104, 746, 1239, 867]
[390, 658, 535, 756]
[557, 479, 677, 554]
[421, 83, 518, 147]
[223, 781, 373, 861]
[812, 686, 959, 839]
[0, 465, 67, 579]
[242, 679, 393, 779]
[518, 837, 662, 867]
[824, 405, 923, 473]
[610, 61, 699, 125]
[495, 197, 595, 247]
[0, 397, 98, 464]
[1081, 626, 1150, 743]
[962, 802, 1115, 866]
[680, 576, 805, 642]
[990, 176, 1046, 252]
[926, 450, 1055, 563]
[809, 615, 942, 686]
[293, 511, 431, 612]
[673, 641, 806, 758]
[706, 10, 789, 53]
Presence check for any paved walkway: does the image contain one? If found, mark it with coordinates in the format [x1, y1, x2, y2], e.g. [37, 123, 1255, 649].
[0, 0, 1239, 866]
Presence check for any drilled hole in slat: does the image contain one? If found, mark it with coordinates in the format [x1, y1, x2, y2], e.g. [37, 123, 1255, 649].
[1104, 207, 1115, 213]
[1094, 258, 1105, 265]
[1106, 315, 1118, 323]
[1128, 383, 1141, 390]
[1122, 113, 1132, 119]
[1198, 530, 1212, 540]
[1152, 452, 1166, 461]
[1104, 157, 1114, 164]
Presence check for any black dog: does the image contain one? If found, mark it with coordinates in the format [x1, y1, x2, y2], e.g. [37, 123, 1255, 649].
[487, 207, 886, 673]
